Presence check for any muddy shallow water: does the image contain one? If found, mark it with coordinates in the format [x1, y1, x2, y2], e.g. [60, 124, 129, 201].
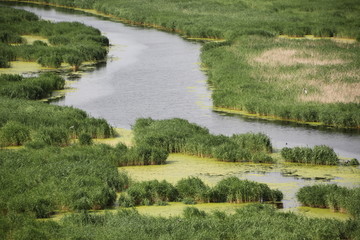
[2, 2, 360, 214]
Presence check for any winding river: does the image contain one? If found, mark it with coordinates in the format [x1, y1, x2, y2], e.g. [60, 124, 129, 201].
[3, 2, 360, 210]
[6, 3, 360, 160]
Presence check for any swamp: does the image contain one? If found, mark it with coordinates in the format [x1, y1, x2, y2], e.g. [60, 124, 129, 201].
[0, 1, 360, 239]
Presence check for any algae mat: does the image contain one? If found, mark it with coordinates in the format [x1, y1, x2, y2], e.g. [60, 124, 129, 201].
[123, 153, 360, 210]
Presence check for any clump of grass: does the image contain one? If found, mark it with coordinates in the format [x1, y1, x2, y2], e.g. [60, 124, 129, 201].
[119, 176, 283, 207]
[281, 145, 339, 165]
[0, 73, 65, 100]
[297, 184, 360, 217]
[210, 177, 282, 203]
[133, 118, 274, 163]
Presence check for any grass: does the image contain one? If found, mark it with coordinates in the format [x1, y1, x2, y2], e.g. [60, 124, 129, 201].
[2, 204, 359, 240]
[202, 36, 360, 128]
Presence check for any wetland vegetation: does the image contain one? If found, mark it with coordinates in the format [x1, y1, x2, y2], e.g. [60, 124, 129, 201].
[297, 185, 360, 217]
[0, 6, 108, 70]
[133, 118, 274, 163]
[8, 0, 359, 128]
[1, 2, 360, 240]
[119, 176, 282, 207]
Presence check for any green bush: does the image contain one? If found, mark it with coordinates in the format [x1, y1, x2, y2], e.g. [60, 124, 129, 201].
[0, 73, 65, 100]
[211, 177, 282, 203]
[34, 127, 70, 146]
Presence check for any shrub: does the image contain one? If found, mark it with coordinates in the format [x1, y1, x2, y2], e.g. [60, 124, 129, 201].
[118, 193, 135, 208]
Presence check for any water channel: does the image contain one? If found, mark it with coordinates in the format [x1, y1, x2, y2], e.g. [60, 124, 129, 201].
[2, 2, 360, 210]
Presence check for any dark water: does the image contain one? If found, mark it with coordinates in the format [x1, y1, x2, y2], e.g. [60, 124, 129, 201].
[4, 3, 360, 160]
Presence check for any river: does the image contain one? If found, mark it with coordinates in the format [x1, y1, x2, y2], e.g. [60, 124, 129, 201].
[5, 2, 359, 160]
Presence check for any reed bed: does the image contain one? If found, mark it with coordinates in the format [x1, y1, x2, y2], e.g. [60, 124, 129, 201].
[280, 145, 341, 165]
[2, 204, 359, 240]
[16, 0, 360, 40]
[297, 184, 360, 217]
[0, 7, 108, 70]
[133, 118, 274, 163]
[0, 73, 64, 100]
[0, 97, 114, 146]
[119, 176, 282, 207]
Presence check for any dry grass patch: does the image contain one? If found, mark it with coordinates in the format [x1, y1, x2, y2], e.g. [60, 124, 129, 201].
[252, 48, 346, 66]
[249, 46, 360, 104]
[299, 81, 360, 104]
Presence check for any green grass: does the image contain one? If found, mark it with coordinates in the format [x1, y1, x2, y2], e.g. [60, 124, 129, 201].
[202, 36, 360, 128]
[297, 185, 360, 217]
[0, 6, 108, 70]
[0, 73, 65, 100]
[133, 118, 274, 163]
[2, 204, 360, 240]
[280, 145, 341, 165]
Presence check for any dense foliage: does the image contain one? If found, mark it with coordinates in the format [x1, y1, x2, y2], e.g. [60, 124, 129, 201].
[297, 185, 360, 217]
[0, 145, 129, 216]
[0, 97, 114, 146]
[0, 73, 64, 100]
[133, 118, 274, 163]
[2, 204, 360, 240]
[280, 145, 340, 165]
[119, 176, 282, 207]
[0, 6, 108, 70]
[14, 0, 360, 39]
